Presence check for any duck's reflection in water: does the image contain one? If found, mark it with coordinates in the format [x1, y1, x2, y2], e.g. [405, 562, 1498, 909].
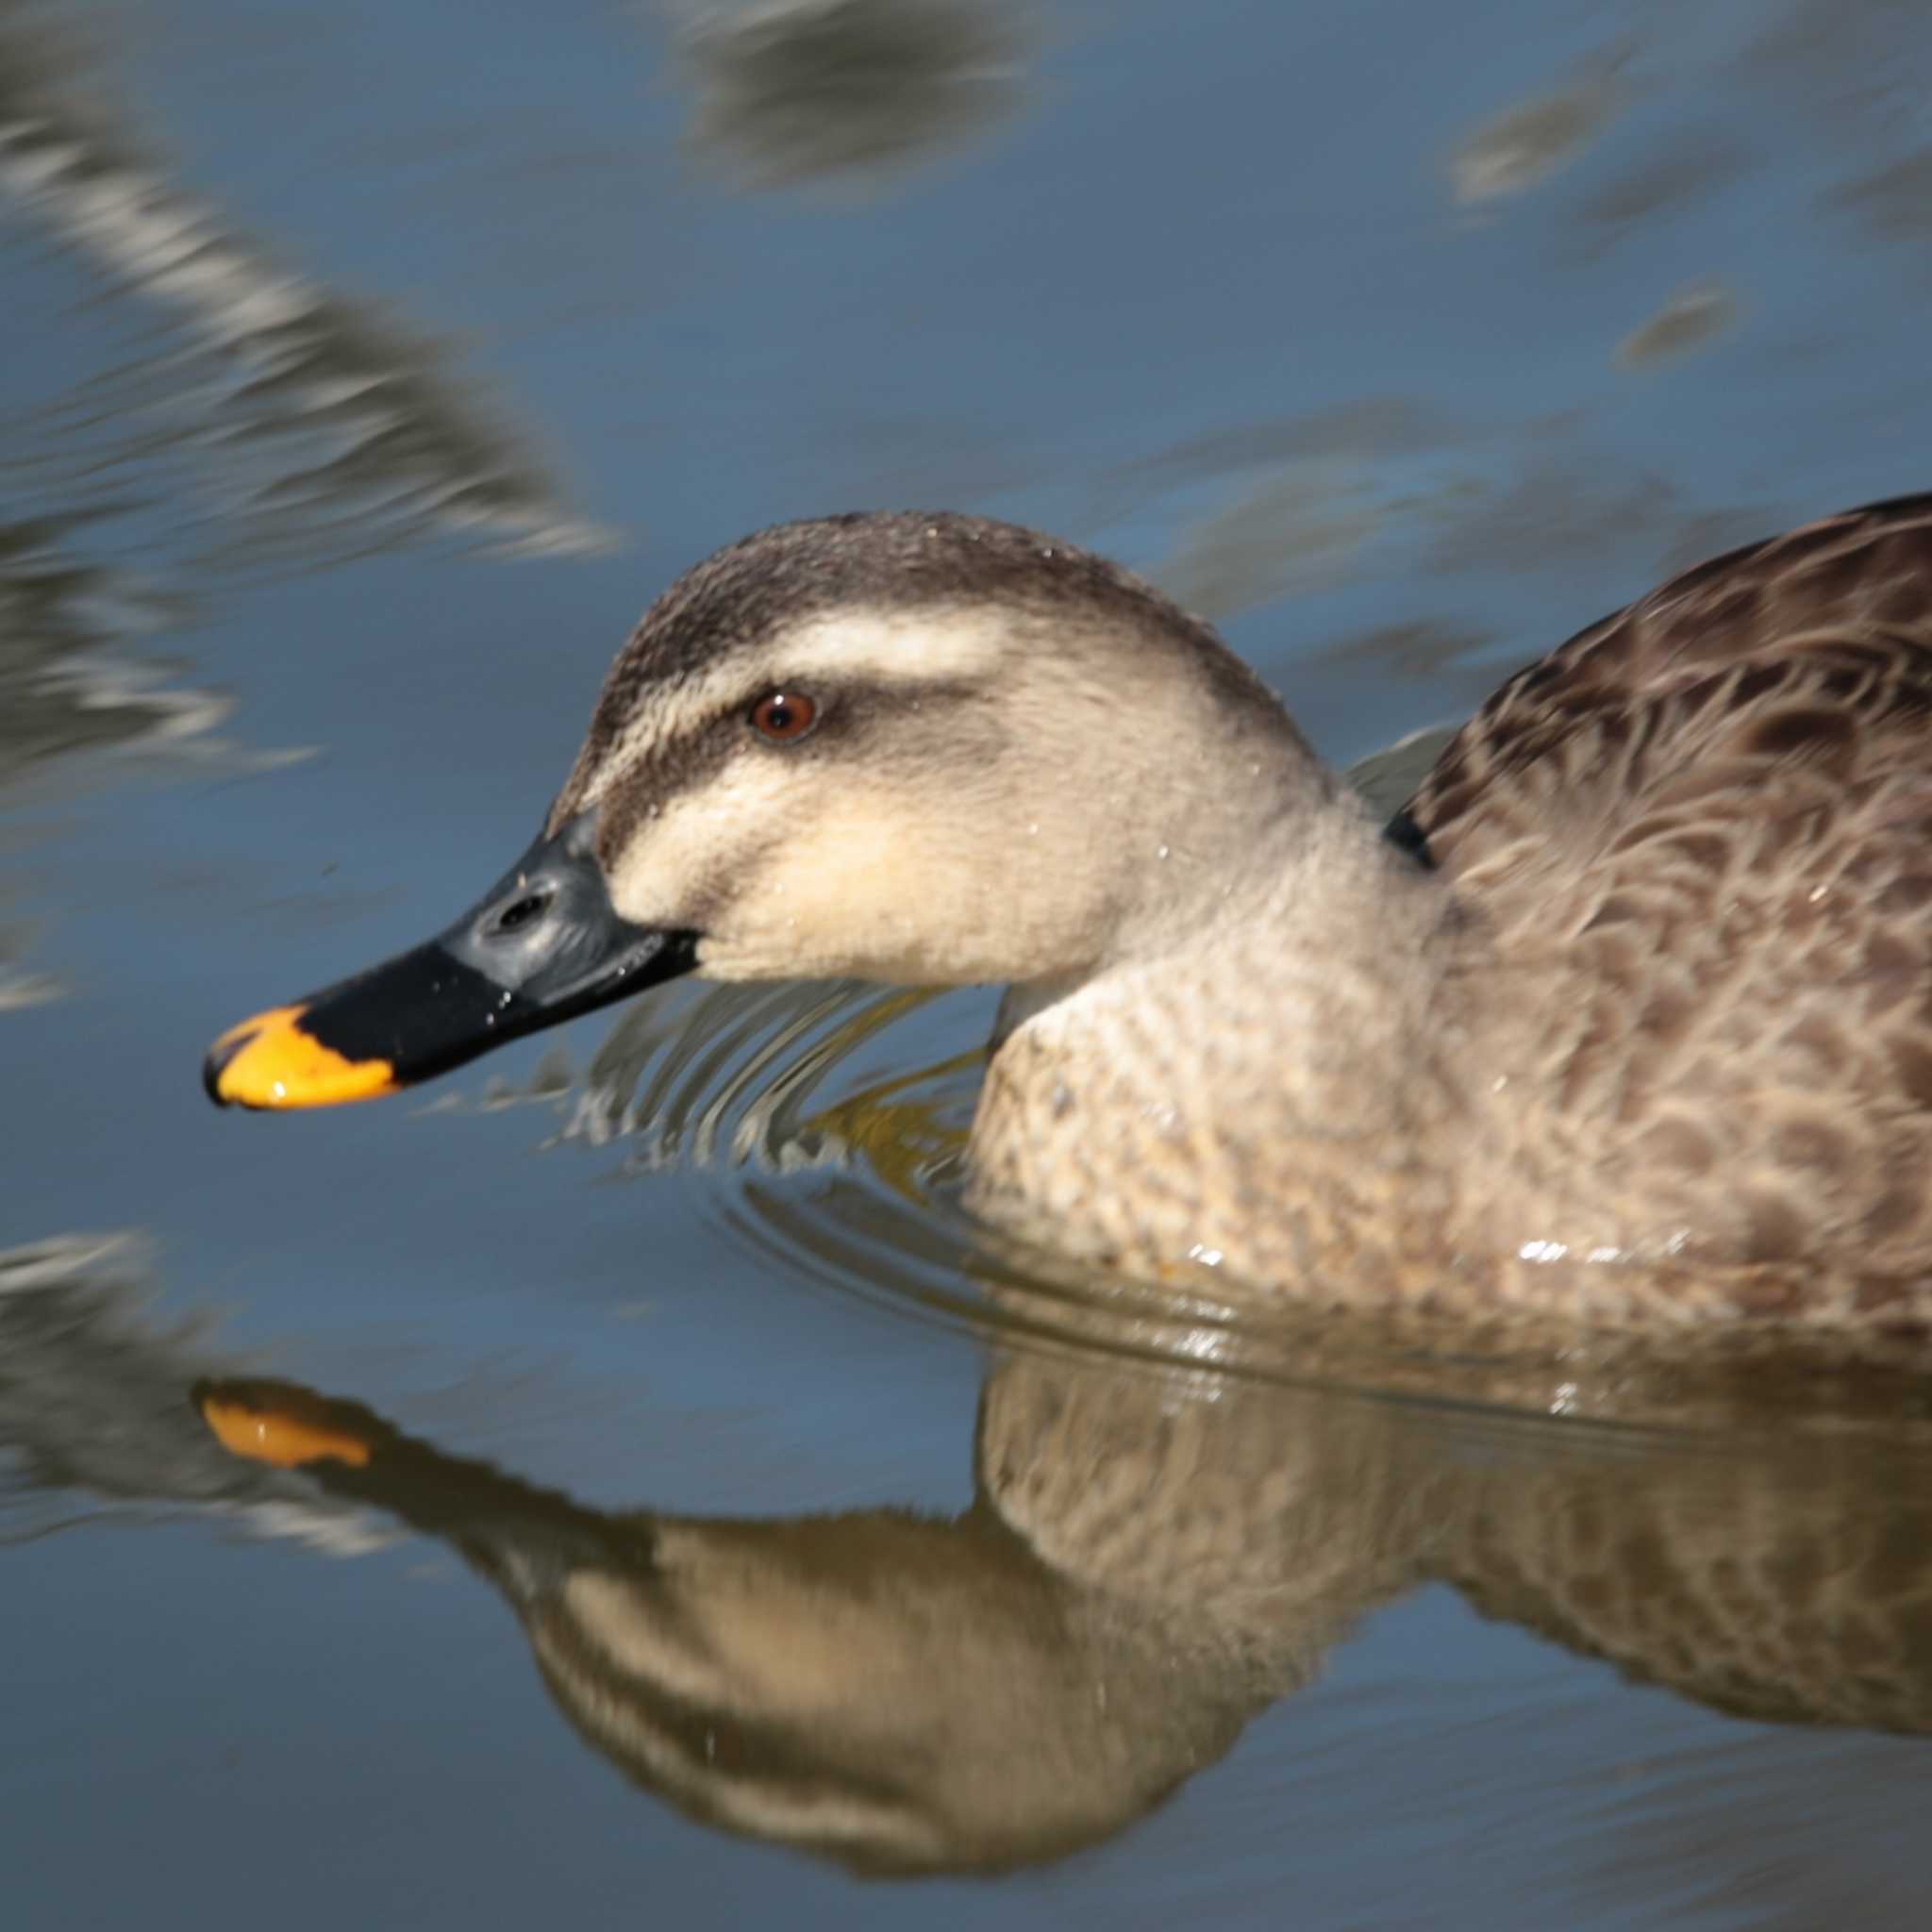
[195, 1329, 1932, 1877]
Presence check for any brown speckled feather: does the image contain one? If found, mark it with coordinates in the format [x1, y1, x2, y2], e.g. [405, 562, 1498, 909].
[972, 496, 1932, 1335]
[1401, 496, 1932, 1307]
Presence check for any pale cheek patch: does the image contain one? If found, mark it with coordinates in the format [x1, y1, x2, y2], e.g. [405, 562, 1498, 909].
[700, 800, 1008, 984]
[690, 820, 910, 979]
[603, 759, 798, 930]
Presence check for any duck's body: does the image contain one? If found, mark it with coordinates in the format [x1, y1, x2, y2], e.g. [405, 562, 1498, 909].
[979, 498, 1932, 1330]
[208, 495, 1932, 1335]
[971, 791, 1481, 1303]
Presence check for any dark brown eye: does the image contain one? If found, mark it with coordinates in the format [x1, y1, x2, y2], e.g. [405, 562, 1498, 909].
[748, 691, 818, 742]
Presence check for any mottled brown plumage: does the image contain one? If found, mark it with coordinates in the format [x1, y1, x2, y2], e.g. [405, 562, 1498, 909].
[1398, 496, 1932, 1323]
[959, 497, 1932, 1339]
[300, 495, 1932, 1340]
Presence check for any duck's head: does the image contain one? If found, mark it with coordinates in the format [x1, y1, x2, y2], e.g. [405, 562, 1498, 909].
[204, 511, 1326, 1110]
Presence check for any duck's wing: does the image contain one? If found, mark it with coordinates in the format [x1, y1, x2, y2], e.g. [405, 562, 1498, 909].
[1406, 493, 1932, 895]
[1401, 495, 1932, 1284]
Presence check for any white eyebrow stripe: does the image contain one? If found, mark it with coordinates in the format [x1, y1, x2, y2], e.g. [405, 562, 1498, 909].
[571, 606, 1010, 808]
[759, 607, 1008, 683]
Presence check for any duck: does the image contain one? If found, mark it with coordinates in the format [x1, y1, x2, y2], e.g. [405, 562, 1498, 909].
[203, 496, 1932, 1337]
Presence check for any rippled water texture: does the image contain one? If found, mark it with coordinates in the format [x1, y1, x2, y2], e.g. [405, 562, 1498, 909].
[6, 0, 1932, 1924]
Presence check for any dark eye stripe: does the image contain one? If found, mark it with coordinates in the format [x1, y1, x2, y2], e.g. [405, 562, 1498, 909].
[591, 675, 995, 858]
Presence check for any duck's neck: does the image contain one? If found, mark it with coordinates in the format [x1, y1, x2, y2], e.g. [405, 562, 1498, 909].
[974, 776, 1477, 1291]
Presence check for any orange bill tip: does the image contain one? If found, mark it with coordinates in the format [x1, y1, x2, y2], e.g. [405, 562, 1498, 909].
[198, 1391, 375, 1470]
[203, 1003, 397, 1109]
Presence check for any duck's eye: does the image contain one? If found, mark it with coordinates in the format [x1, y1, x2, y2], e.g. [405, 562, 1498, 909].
[748, 691, 819, 743]
[492, 891, 550, 937]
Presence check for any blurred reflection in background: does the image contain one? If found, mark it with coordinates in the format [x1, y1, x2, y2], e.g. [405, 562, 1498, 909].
[660, 0, 1030, 189]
